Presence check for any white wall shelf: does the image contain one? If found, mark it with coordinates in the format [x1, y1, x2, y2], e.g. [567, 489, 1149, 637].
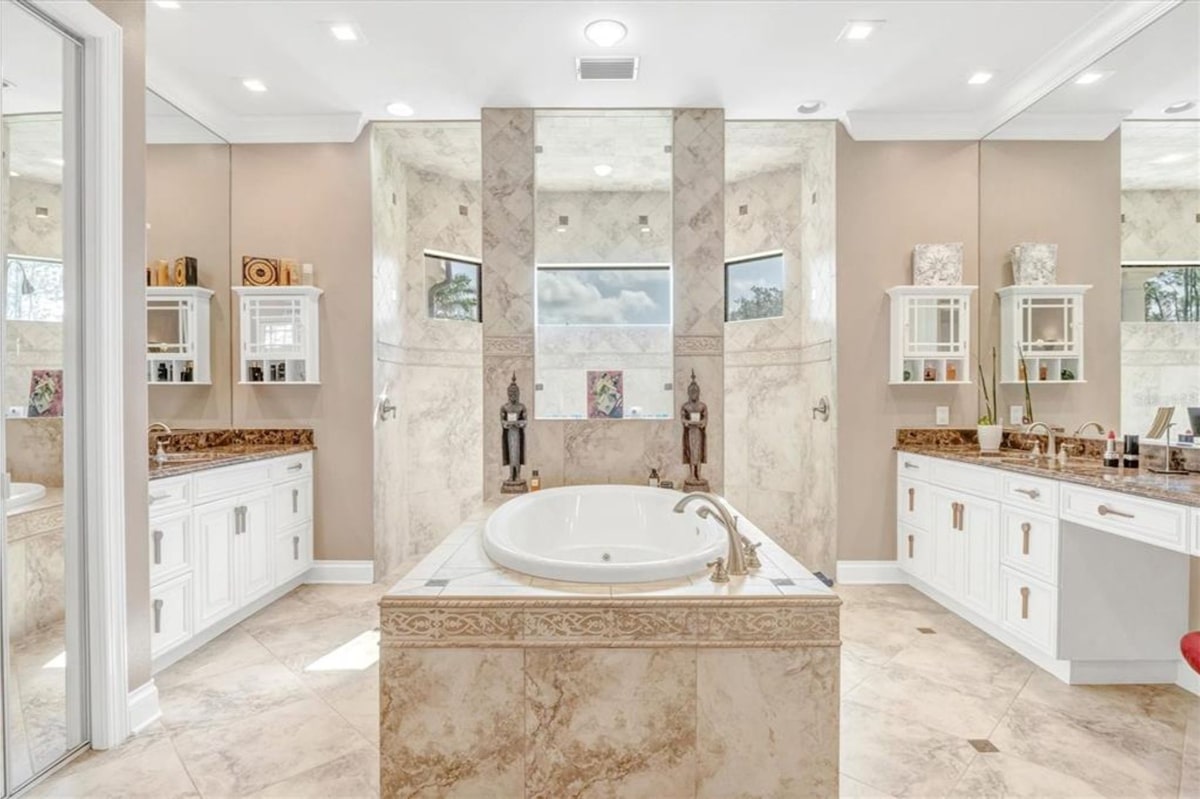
[234, 286, 322, 385]
[997, 285, 1090, 385]
[887, 285, 976, 385]
[147, 286, 214, 385]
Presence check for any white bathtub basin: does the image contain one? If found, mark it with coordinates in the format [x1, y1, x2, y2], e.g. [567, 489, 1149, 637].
[8, 482, 46, 513]
[483, 485, 727, 583]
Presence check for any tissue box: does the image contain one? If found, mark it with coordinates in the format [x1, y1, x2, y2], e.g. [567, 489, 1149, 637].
[913, 242, 964, 286]
[1012, 243, 1057, 285]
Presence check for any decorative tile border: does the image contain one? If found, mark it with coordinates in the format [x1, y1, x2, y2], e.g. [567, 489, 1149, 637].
[380, 598, 841, 648]
[483, 335, 535, 357]
[674, 335, 724, 355]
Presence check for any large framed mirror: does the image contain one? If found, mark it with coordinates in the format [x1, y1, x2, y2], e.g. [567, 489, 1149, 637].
[533, 109, 674, 420]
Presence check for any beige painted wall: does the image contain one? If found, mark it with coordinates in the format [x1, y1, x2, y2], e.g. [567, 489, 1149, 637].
[146, 144, 232, 427]
[90, 0, 151, 691]
[978, 135, 1122, 432]
[229, 141, 374, 561]
[835, 129, 981, 561]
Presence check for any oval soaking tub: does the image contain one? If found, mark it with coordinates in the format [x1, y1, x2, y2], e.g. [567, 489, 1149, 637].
[7, 482, 46, 514]
[483, 485, 727, 583]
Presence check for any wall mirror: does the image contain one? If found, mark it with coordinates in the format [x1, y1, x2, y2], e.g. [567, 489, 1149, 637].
[533, 109, 673, 420]
[145, 89, 233, 428]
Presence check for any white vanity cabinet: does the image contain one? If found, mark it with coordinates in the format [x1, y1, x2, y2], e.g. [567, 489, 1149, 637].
[149, 452, 314, 669]
[895, 451, 1191, 685]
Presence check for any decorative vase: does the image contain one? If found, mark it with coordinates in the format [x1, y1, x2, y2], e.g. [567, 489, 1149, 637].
[1011, 243, 1057, 285]
[977, 424, 1003, 453]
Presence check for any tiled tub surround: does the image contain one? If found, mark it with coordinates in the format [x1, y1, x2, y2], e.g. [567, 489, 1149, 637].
[380, 504, 840, 798]
[6, 487, 65, 640]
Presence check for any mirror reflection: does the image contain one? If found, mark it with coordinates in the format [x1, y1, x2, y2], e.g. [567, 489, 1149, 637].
[533, 109, 674, 420]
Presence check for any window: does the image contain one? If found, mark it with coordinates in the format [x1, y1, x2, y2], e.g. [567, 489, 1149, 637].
[5, 256, 64, 322]
[1137, 265, 1200, 322]
[725, 252, 784, 322]
[425, 251, 481, 322]
[535, 264, 671, 326]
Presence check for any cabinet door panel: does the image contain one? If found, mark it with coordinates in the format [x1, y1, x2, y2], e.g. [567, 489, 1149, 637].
[238, 491, 275, 605]
[929, 487, 963, 599]
[194, 501, 237, 631]
[960, 496, 1000, 621]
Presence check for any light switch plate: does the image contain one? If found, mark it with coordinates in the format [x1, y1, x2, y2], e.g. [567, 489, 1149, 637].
[935, 406, 950, 426]
[1010, 405, 1024, 425]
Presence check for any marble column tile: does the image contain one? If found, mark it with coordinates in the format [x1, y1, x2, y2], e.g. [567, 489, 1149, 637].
[696, 647, 839, 799]
[381, 648, 524, 797]
[673, 109, 726, 339]
[481, 108, 535, 337]
[525, 648, 697, 798]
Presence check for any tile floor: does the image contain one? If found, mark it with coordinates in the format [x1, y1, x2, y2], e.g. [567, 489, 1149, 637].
[7, 621, 73, 788]
[19, 581, 1200, 798]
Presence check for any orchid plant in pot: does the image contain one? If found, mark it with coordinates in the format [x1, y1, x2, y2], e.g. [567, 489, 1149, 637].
[977, 347, 1003, 452]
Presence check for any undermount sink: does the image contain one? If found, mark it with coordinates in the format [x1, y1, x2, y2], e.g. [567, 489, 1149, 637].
[7, 482, 47, 513]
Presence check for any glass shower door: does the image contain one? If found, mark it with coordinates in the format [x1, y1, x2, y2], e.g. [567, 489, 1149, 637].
[1, 1, 88, 793]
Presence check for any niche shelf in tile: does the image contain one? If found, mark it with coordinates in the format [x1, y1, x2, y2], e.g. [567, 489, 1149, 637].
[887, 285, 976, 385]
[997, 285, 1089, 384]
[147, 286, 214, 385]
[234, 286, 322, 385]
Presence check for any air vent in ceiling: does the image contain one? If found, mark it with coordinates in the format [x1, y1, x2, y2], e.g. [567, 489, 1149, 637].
[576, 56, 639, 81]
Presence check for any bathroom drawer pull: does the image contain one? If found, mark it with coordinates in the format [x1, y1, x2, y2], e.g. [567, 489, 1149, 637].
[293, 535, 300, 561]
[1014, 488, 1041, 500]
[907, 534, 914, 559]
[1097, 504, 1134, 520]
[292, 488, 299, 514]
[903, 462, 920, 470]
[153, 529, 164, 565]
[149, 493, 171, 505]
[153, 599, 164, 633]
[1020, 522, 1031, 555]
[288, 463, 304, 472]
[1019, 587, 1030, 620]
[234, 505, 245, 534]
[907, 487, 915, 512]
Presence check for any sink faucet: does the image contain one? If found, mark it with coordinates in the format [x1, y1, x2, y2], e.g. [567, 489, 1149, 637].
[1024, 422, 1058, 458]
[673, 493, 747, 581]
[148, 422, 172, 437]
[1073, 421, 1105, 437]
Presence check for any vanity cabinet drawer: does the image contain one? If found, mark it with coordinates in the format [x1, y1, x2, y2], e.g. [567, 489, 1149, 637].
[896, 452, 929, 480]
[149, 512, 192, 585]
[274, 523, 313, 586]
[274, 477, 312, 528]
[1000, 508, 1058, 585]
[148, 476, 190, 516]
[150, 573, 193, 659]
[997, 567, 1057, 656]
[1000, 473, 1059, 515]
[194, 462, 272, 504]
[929, 459, 1002, 501]
[897, 477, 931, 531]
[269, 452, 312, 482]
[1192, 510, 1200, 556]
[1059, 485, 1188, 553]
[897, 521, 930, 581]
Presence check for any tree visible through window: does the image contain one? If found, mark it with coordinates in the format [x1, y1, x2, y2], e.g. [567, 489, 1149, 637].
[5, 256, 64, 322]
[726, 252, 784, 322]
[425, 253, 481, 322]
[1143, 266, 1200, 322]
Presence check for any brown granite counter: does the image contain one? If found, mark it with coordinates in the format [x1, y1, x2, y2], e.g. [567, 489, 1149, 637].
[148, 428, 314, 479]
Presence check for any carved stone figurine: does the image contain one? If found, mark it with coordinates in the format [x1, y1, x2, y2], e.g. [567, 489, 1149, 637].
[681, 370, 710, 492]
[500, 373, 528, 494]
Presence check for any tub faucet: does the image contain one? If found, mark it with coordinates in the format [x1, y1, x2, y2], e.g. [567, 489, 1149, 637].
[672, 493, 747, 580]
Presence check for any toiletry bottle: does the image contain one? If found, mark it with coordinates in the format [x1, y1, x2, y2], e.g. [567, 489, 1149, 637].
[530, 469, 541, 491]
[1122, 435, 1140, 470]
[648, 468, 660, 488]
[1103, 431, 1119, 468]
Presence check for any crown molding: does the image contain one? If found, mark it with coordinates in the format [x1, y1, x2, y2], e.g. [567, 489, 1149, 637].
[984, 110, 1132, 140]
[841, 111, 984, 141]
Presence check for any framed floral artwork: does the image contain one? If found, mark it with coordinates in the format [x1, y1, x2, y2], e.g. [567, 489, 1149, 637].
[28, 369, 64, 418]
[587, 370, 623, 419]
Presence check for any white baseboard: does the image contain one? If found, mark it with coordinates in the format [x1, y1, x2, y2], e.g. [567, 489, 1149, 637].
[127, 680, 161, 736]
[1180, 660, 1200, 697]
[306, 560, 375, 584]
[836, 560, 906, 585]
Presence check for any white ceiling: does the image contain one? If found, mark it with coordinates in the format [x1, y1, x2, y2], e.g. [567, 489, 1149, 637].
[1122, 121, 1200, 189]
[145, 0, 1195, 144]
[0, 1, 70, 117]
[4, 116, 63, 185]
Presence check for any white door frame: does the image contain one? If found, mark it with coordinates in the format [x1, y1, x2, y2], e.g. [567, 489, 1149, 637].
[25, 0, 130, 751]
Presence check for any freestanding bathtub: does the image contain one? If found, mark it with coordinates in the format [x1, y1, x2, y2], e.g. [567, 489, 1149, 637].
[483, 484, 727, 583]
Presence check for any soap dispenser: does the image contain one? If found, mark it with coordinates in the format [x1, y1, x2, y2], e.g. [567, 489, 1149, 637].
[530, 469, 541, 491]
[648, 468, 660, 488]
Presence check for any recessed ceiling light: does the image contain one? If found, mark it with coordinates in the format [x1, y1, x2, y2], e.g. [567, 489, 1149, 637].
[154, 0, 181, 8]
[1164, 100, 1196, 114]
[242, 78, 267, 93]
[968, 72, 994, 85]
[329, 23, 361, 42]
[593, 164, 613, 177]
[1074, 71, 1112, 86]
[386, 101, 414, 117]
[796, 101, 825, 114]
[584, 19, 627, 47]
[1152, 153, 1188, 165]
[839, 20, 883, 41]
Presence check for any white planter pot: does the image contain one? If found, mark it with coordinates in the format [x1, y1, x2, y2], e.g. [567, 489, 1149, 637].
[977, 424, 1004, 452]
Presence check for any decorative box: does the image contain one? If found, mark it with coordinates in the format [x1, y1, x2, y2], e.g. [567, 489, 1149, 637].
[174, 256, 198, 286]
[242, 256, 281, 286]
[913, 242, 964, 286]
[1012, 243, 1057, 285]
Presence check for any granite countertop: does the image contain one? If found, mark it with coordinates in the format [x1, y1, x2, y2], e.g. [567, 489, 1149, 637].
[148, 443, 314, 479]
[896, 443, 1200, 508]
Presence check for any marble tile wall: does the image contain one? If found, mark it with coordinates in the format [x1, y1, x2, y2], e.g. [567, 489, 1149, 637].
[5, 320, 64, 412]
[1121, 321, 1200, 436]
[723, 122, 838, 578]
[5, 176, 62, 260]
[1122, 190, 1200, 263]
[5, 497, 66, 640]
[6, 417, 64, 487]
[534, 190, 671, 263]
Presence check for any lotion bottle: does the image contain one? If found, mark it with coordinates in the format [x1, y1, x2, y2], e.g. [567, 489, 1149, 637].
[530, 469, 541, 491]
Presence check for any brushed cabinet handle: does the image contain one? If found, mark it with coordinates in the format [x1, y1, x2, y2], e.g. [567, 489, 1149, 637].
[153, 598, 164, 633]
[907, 487, 915, 512]
[1097, 504, 1134, 519]
[907, 534, 914, 559]
[950, 502, 958, 530]
[1021, 522, 1031, 555]
[1014, 488, 1041, 500]
[153, 529, 164, 565]
[288, 463, 303, 472]
[904, 462, 919, 470]
[1019, 586, 1030, 620]
[293, 535, 300, 561]
[149, 492, 170, 505]
[292, 488, 299, 514]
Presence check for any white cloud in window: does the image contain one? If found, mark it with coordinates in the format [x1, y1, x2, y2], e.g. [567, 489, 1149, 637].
[538, 268, 669, 325]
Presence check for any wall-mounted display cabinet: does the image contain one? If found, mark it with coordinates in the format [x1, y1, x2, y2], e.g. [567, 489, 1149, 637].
[234, 286, 322, 385]
[887, 286, 976, 385]
[147, 286, 214, 385]
[997, 285, 1089, 384]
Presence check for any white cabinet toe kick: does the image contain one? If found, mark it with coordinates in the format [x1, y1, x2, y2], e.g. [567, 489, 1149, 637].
[149, 452, 314, 671]
[896, 451, 1191, 686]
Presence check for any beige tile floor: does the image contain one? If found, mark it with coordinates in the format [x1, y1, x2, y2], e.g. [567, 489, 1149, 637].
[20, 581, 1200, 798]
[7, 621, 74, 789]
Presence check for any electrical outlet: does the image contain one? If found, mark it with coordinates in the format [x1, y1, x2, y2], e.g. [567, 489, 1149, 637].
[935, 406, 950, 426]
[1010, 405, 1024, 425]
